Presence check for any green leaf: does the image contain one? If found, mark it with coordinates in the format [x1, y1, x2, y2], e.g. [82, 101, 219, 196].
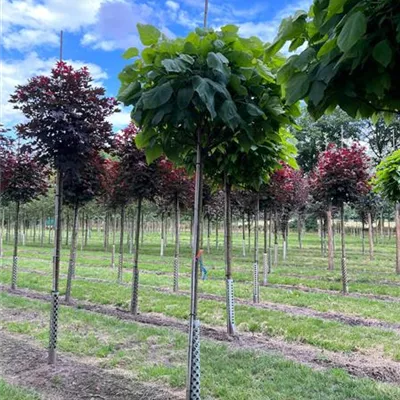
[162, 58, 190, 73]
[308, 81, 326, 106]
[179, 54, 195, 64]
[122, 47, 139, 59]
[177, 87, 194, 110]
[137, 24, 161, 46]
[317, 38, 337, 58]
[372, 40, 393, 67]
[327, 0, 349, 19]
[285, 72, 309, 105]
[246, 103, 265, 118]
[145, 143, 163, 164]
[192, 76, 216, 119]
[135, 128, 156, 149]
[221, 25, 239, 33]
[255, 60, 275, 82]
[206, 52, 229, 76]
[219, 100, 240, 130]
[337, 11, 367, 52]
[117, 81, 141, 105]
[142, 82, 173, 110]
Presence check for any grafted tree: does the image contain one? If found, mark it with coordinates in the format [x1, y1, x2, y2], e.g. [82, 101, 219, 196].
[113, 123, 161, 315]
[0, 141, 48, 290]
[10, 61, 118, 364]
[158, 159, 194, 291]
[63, 151, 107, 302]
[374, 149, 400, 274]
[310, 143, 370, 293]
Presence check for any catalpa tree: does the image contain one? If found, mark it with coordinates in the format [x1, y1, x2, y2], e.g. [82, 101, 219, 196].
[374, 149, 400, 274]
[266, 0, 400, 119]
[118, 23, 299, 395]
[310, 143, 370, 293]
[10, 61, 118, 364]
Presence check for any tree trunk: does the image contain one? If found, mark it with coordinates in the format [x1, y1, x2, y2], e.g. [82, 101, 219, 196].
[48, 170, 63, 365]
[11, 201, 20, 289]
[361, 220, 365, 255]
[130, 215, 134, 254]
[262, 208, 268, 286]
[130, 198, 142, 315]
[297, 213, 302, 249]
[396, 203, 400, 274]
[141, 212, 144, 246]
[368, 212, 374, 261]
[274, 212, 278, 268]
[65, 203, 79, 302]
[224, 176, 235, 334]
[247, 212, 251, 253]
[327, 205, 334, 271]
[0, 208, 5, 259]
[242, 213, 246, 257]
[215, 219, 219, 250]
[186, 131, 203, 399]
[253, 194, 260, 303]
[160, 212, 164, 257]
[84, 215, 89, 246]
[65, 211, 70, 246]
[207, 216, 210, 254]
[340, 204, 348, 294]
[173, 194, 180, 292]
[118, 205, 125, 283]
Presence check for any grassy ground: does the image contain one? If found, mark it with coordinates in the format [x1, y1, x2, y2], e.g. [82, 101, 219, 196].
[0, 379, 41, 400]
[1, 227, 399, 399]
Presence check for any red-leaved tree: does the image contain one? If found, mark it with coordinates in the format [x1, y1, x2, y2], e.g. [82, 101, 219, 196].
[0, 142, 48, 290]
[10, 61, 118, 364]
[158, 159, 194, 291]
[310, 143, 370, 294]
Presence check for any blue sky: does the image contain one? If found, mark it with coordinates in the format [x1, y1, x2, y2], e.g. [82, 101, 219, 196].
[1, 0, 312, 130]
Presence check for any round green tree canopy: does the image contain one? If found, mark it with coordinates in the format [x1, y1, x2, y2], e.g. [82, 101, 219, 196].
[118, 24, 300, 167]
[374, 149, 400, 202]
[265, 0, 400, 120]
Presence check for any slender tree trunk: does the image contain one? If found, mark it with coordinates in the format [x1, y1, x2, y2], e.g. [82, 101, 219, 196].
[368, 212, 374, 261]
[0, 208, 5, 260]
[11, 201, 20, 289]
[130, 215, 134, 254]
[361, 220, 365, 255]
[253, 194, 260, 303]
[319, 217, 324, 256]
[130, 198, 142, 315]
[41, 211, 45, 247]
[242, 213, 246, 257]
[173, 194, 180, 292]
[207, 216, 210, 254]
[327, 204, 334, 271]
[65, 203, 79, 302]
[274, 211, 278, 267]
[297, 212, 302, 249]
[224, 176, 235, 334]
[160, 212, 164, 257]
[141, 212, 144, 246]
[268, 212, 272, 273]
[186, 131, 202, 399]
[84, 215, 89, 246]
[247, 212, 251, 253]
[215, 219, 219, 250]
[396, 203, 400, 274]
[48, 170, 63, 365]
[262, 208, 268, 286]
[65, 211, 70, 246]
[340, 204, 348, 294]
[118, 205, 125, 283]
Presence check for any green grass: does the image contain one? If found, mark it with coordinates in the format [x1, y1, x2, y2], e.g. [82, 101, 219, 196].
[1, 292, 400, 400]
[0, 379, 41, 400]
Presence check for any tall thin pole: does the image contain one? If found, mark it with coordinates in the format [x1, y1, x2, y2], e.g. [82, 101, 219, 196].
[203, 0, 209, 28]
[60, 31, 63, 62]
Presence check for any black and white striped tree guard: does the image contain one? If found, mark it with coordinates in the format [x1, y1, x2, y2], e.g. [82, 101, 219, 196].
[253, 194, 260, 304]
[48, 170, 62, 364]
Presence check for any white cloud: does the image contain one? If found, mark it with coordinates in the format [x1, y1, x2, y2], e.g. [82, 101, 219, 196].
[166, 1, 179, 12]
[1, 52, 108, 127]
[108, 108, 132, 130]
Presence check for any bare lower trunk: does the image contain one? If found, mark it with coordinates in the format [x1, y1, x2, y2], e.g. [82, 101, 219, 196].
[396, 203, 400, 275]
[224, 176, 235, 334]
[340, 204, 348, 294]
[207, 216, 210, 254]
[173, 194, 180, 292]
[253, 194, 259, 303]
[160, 212, 164, 257]
[297, 213, 302, 249]
[11, 201, 20, 290]
[361, 220, 365, 255]
[118, 206, 125, 283]
[327, 205, 334, 270]
[262, 208, 268, 286]
[368, 213, 374, 261]
[274, 211, 278, 267]
[130, 198, 142, 315]
[242, 213, 245, 257]
[65, 203, 79, 302]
